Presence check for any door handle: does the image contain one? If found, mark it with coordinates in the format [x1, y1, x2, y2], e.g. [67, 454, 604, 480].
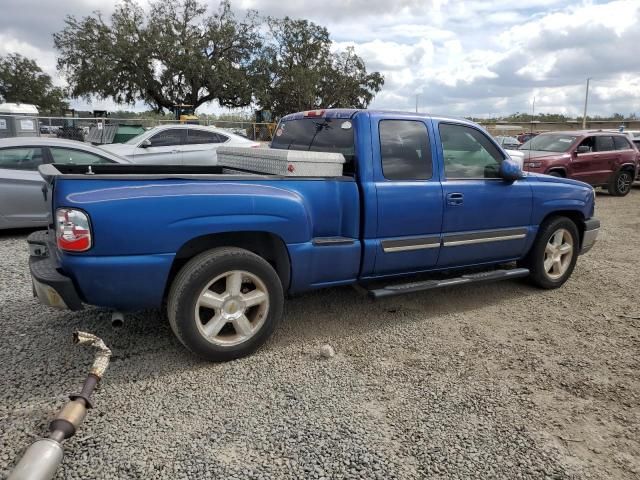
[446, 192, 464, 206]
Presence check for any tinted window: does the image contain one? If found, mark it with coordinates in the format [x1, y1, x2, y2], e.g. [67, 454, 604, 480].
[270, 117, 355, 172]
[148, 129, 186, 147]
[439, 124, 504, 179]
[50, 148, 113, 165]
[379, 120, 432, 180]
[577, 136, 595, 153]
[186, 129, 228, 145]
[613, 136, 632, 150]
[0, 147, 44, 170]
[595, 136, 615, 152]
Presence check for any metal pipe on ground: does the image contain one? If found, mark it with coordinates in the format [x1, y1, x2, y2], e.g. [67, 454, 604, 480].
[8, 331, 111, 480]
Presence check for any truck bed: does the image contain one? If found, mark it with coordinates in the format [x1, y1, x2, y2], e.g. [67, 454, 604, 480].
[40, 163, 355, 181]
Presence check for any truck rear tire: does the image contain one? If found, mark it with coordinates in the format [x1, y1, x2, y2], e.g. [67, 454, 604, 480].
[167, 247, 284, 361]
[523, 217, 579, 289]
[607, 169, 633, 196]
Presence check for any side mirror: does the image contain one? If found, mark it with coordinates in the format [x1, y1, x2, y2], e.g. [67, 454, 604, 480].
[576, 145, 590, 154]
[140, 139, 152, 148]
[499, 158, 523, 182]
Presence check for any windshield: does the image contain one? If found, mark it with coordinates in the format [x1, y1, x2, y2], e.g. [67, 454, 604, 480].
[520, 134, 577, 152]
[270, 117, 355, 170]
[124, 131, 148, 145]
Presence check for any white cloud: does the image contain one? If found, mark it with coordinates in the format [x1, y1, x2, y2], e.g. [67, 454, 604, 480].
[1, 0, 639, 117]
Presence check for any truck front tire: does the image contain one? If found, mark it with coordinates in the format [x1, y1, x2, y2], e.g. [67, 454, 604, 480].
[524, 217, 580, 289]
[167, 247, 284, 361]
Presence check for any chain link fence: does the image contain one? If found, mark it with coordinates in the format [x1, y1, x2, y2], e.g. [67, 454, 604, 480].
[7, 115, 276, 144]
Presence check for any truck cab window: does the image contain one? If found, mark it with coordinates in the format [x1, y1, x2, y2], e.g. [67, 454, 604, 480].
[439, 124, 504, 179]
[379, 120, 432, 180]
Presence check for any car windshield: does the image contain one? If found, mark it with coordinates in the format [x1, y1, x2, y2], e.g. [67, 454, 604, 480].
[124, 131, 149, 145]
[520, 134, 577, 152]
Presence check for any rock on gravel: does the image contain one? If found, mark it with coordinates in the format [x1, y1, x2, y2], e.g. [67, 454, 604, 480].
[1, 188, 639, 479]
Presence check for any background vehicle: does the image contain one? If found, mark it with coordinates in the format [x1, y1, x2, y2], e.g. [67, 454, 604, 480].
[99, 124, 260, 165]
[30, 109, 598, 361]
[0, 137, 130, 229]
[520, 130, 638, 195]
[494, 135, 521, 149]
[517, 132, 538, 144]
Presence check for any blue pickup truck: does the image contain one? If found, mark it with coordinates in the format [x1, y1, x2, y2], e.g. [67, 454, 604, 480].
[28, 109, 599, 361]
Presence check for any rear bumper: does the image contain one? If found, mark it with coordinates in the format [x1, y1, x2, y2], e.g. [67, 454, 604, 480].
[580, 218, 600, 255]
[28, 231, 83, 311]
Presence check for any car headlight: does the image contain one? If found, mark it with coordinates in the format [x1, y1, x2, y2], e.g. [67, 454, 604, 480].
[524, 162, 542, 168]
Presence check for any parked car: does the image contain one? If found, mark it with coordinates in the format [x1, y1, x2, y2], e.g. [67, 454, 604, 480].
[520, 131, 639, 195]
[517, 133, 538, 144]
[99, 124, 260, 165]
[29, 109, 599, 361]
[0, 137, 130, 229]
[603, 130, 640, 178]
[495, 135, 521, 150]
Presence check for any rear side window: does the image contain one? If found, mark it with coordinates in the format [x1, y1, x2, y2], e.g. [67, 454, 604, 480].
[613, 136, 632, 150]
[148, 129, 186, 147]
[595, 136, 615, 152]
[0, 147, 44, 170]
[186, 129, 228, 145]
[439, 124, 504, 179]
[379, 120, 432, 180]
[50, 148, 113, 165]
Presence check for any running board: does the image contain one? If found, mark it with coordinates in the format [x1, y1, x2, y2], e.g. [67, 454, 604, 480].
[367, 268, 530, 299]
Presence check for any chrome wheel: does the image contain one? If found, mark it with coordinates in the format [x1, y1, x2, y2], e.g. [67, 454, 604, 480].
[543, 228, 574, 280]
[195, 270, 269, 347]
[617, 172, 632, 194]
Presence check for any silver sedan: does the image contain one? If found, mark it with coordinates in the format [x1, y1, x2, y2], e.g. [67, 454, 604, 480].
[0, 137, 130, 229]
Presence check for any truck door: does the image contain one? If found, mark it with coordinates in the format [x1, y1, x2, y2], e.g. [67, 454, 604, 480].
[436, 121, 532, 268]
[371, 117, 443, 275]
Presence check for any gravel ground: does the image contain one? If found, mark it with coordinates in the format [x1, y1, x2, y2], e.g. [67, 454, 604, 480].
[1, 188, 639, 480]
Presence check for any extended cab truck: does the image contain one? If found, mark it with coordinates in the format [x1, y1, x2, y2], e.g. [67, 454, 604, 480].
[28, 109, 600, 361]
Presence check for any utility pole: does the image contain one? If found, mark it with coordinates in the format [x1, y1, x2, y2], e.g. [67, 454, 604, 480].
[582, 78, 591, 129]
[415, 94, 419, 113]
[530, 97, 535, 134]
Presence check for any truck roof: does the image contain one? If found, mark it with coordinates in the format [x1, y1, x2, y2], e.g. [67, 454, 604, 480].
[280, 108, 478, 128]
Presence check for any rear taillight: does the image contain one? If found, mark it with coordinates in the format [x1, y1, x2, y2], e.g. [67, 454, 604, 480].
[56, 208, 92, 252]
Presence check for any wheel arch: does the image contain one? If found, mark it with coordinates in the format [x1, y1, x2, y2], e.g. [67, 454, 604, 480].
[164, 231, 291, 299]
[538, 210, 586, 248]
[618, 162, 637, 175]
[545, 167, 567, 177]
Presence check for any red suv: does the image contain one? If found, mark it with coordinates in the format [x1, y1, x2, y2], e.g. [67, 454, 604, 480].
[520, 131, 639, 196]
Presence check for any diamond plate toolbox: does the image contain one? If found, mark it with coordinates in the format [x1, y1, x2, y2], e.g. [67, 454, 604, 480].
[216, 146, 345, 177]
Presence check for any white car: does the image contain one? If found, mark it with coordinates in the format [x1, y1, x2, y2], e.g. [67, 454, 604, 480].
[99, 124, 259, 165]
[505, 148, 524, 168]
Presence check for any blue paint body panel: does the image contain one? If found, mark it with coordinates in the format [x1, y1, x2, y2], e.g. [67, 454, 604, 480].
[50, 109, 596, 311]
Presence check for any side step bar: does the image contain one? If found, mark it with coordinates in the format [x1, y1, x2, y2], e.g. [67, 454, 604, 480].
[367, 268, 530, 299]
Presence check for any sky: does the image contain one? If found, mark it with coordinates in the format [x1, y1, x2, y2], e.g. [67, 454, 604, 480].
[0, 0, 638, 118]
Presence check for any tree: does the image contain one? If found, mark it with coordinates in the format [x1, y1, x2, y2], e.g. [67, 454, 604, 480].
[252, 17, 384, 118]
[0, 53, 67, 112]
[54, 0, 261, 113]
